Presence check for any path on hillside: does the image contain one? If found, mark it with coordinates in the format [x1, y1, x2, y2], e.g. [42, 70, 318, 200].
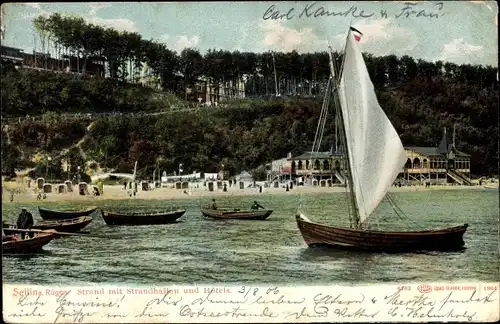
[58, 121, 94, 160]
[1, 104, 229, 124]
[12, 121, 98, 177]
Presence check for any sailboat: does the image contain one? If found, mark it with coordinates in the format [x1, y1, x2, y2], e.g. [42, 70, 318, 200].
[296, 27, 468, 252]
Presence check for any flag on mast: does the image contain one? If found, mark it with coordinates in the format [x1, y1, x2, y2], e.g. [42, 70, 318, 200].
[350, 27, 363, 42]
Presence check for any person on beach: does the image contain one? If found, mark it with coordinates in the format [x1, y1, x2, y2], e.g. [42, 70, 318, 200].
[16, 208, 34, 239]
[211, 199, 218, 210]
[251, 201, 264, 210]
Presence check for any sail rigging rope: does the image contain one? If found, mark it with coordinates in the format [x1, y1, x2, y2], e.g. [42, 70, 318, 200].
[298, 76, 332, 214]
[385, 193, 423, 229]
[330, 48, 354, 228]
[365, 196, 412, 230]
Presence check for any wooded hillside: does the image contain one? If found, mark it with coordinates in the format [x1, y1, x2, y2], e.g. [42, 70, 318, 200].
[0, 13, 497, 179]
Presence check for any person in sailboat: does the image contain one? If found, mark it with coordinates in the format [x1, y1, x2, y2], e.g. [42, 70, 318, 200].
[251, 201, 264, 210]
[16, 208, 34, 239]
[211, 199, 218, 210]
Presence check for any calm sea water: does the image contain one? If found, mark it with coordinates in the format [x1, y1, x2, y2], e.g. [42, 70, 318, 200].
[2, 189, 498, 286]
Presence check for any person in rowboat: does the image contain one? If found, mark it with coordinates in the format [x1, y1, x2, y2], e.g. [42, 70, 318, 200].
[16, 208, 34, 239]
[211, 199, 218, 210]
[2, 222, 8, 241]
[251, 201, 264, 210]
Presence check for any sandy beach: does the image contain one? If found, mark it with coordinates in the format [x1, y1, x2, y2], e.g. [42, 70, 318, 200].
[1, 180, 495, 204]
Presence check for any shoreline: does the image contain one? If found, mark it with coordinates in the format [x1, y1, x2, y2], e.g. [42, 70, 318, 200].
[2, 182, 496, 204]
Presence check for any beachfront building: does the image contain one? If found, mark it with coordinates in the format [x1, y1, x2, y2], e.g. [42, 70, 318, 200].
[400, 146, 471, 185]
[400, 129, 471, 185]
[279, 129, 471, 186]
[280, 150, 347, 186]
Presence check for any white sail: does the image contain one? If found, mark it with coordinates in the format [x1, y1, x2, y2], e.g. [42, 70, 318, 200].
[338, 31, 407, 224]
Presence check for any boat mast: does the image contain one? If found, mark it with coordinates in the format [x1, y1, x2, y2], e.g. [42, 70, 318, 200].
[328, 51, 352, 226]
[328, 50, 339, 154]
[328, 40, 361, 228]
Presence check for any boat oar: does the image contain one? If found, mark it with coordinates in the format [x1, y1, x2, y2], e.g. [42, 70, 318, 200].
[5, 228, 92, 237]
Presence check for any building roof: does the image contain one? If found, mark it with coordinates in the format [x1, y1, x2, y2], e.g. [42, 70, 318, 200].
[1, 45, 23, 52]
[405, 146, 470, 158]
[288, 146, 470, 161]
[288, 151, 343, 161]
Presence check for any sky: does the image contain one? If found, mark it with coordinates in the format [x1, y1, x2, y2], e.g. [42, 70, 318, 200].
[1, 1, 498, 66]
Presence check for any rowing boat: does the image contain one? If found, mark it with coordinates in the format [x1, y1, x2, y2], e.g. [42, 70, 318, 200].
[201, 207, 273, 220]
[101, 209, 186, 226]
[2, 231, 57, 254]
[38, 206, 98, 220]
[3, 216, 92, 234]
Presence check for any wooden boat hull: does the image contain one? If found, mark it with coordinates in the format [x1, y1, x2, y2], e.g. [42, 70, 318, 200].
[3, 217, 92, 235]
[296, 214, 468, 252]
[2, 232, 56, 254]
[38, 207, 98, 220]
[101, 210, 186, 226]
[201, 208, 273, 220]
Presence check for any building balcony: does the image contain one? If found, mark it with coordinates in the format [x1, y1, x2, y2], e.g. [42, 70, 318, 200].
[403, 167, 470, 173]
[1, 55, 23, 62]
[293, 169, 337, 175]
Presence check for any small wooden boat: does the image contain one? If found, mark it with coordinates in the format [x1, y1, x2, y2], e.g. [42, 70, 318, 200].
[38, 206, 98, 220]
[201, 207, 273, 220]
[297, 214, 468, 252]
[3, 216, 92, 235]
[2, 231, 57, 254]
[101, 209, 186, 226]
